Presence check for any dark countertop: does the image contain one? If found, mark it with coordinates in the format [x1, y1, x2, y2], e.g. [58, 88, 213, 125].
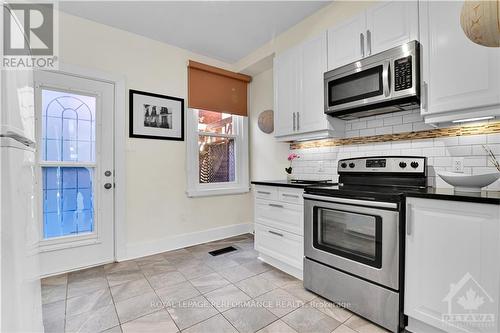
[251, 180, 334, 189]
[252, 180, 500, 204]
[404, 187, 500, 205]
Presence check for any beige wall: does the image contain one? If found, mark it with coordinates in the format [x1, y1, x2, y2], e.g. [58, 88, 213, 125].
[248, 69, 289, 180]
[59, 12, 252, 258]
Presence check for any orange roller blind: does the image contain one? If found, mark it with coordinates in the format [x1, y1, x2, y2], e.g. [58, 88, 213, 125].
[188, 60, 252, 117]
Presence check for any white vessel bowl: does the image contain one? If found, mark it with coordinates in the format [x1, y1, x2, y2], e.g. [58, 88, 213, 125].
[437, 171, 500, 192]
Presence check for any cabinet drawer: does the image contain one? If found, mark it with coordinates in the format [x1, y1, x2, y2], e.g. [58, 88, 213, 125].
[255, 224, 303, 270]
[278, 188, 303, 204]
[255, 199, 303, 236]
[254, 186, 278, 201]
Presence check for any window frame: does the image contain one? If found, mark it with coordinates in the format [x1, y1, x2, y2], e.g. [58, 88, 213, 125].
[186, 108, 249, 197]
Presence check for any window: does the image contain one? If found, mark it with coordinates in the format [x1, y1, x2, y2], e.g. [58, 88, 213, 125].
[39, 88, 97, 239]
[187, 109, 249, 197]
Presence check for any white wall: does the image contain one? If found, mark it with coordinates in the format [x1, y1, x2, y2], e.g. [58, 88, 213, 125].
[58, 12, 252, 259]
[248, 69, 289, 180]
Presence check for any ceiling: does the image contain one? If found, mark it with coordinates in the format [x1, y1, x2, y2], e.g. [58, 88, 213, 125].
[59, 1, 330, 64]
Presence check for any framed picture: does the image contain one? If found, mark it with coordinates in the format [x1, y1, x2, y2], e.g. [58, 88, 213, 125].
[129, 89, 184, 141]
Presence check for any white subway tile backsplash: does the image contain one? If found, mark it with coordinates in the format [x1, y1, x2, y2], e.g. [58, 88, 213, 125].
[463, 157, 487, 167]
[433, 157, 453, 167]
[292, 116, 500, 190]
[446, 145, 472, 156]
[351, 121, 367, 130]
[434, 136, 460, 146]
[411, 139, 434, 148]
[458, 134, 487, 145]
[393, 124, 413, 133]
[422, 147, 446, 157]
[402, 113, 423, 124]
[375, 126, 393, 135]
[360, 128, 376, 136]
[367, 119, 384, 128]
[345, 130, 359, 138]
[383, 116, 403, 126]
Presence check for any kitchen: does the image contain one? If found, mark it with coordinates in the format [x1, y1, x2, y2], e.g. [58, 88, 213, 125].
[1, 1, 500, 333]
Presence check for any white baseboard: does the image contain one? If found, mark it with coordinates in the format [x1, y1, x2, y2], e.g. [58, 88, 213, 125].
[121, 223, 254, 261]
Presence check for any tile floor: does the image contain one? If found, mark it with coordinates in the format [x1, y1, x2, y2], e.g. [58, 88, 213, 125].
[41, 234, 389, 333]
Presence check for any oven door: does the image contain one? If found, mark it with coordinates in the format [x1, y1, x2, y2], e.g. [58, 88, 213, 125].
[325, 61, 391, 114]
[304, 194, 399, 290]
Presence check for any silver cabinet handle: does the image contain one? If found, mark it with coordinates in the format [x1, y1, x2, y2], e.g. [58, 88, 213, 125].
[382, 61, 391, 97]
[257, 191, 271, 195]
[282, 194, 299, 198]
[292, 112, 296, 131]
[406, 204, 412, 236]
[366, 30, 372, 55]
[422, 81, 428, 112]
[268, 203, 284, 208]
[268, 230, 284, 237]
[360, 33, 365, 57]
[296, 112, 300, 131]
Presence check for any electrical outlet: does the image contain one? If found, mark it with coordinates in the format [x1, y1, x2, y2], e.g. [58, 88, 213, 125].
[452, 157, 464, 173]
[317, 161, 324, 173]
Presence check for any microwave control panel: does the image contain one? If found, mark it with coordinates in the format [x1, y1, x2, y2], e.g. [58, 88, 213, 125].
[394, 56, 412, 91]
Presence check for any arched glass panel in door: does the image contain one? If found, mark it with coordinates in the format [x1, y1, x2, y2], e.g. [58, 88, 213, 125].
[40, 88, 97, 239]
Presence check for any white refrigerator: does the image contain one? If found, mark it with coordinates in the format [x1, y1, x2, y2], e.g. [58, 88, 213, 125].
[0, 6, 43, 331]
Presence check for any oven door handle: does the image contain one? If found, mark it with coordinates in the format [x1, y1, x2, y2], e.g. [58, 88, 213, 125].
[383, 60, 391, 97]
[303, 194, 398, 209]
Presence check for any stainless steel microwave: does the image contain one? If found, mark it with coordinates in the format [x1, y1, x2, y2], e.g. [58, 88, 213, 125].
[324, 40, 420, 119]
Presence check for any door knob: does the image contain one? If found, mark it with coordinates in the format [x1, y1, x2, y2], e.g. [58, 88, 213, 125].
[104, 170, 112, 177]
[104, 183, 113, 189]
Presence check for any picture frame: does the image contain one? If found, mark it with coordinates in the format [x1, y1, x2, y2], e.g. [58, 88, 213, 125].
[129, 89, 184, 141]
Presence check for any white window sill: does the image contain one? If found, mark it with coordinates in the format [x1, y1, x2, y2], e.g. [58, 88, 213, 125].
[186, 186, 250, 198]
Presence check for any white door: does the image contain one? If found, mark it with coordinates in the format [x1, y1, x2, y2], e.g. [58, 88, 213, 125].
[405, 198, 500, 333]
[34, 70, 115, 276]
[274, 47, 299, 137]
[420, 1, 500, 116]
[327, 13, 366, 70]
[366, 1, 418, 55]
[299, 31, 329, 134]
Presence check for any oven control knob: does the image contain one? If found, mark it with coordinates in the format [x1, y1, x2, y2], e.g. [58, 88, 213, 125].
[399, 162, 407, 168]
[341, 162, 347, 168]
[349, 163, 355, 168]
[410, 161, 419, 169]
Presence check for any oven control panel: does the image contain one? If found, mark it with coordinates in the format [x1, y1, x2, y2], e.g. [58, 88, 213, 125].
[338, 156, 426, 174]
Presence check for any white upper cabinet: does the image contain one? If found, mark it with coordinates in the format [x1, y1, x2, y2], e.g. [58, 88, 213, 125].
[366, 1, 419, 55]
[405, 198, 500, 333]
[327, 15, 366, 70]
[274, 31, 343, 141]
[273, 46, 300, 138]
[420, 1, 500, 123]
[299, 32, 330, 134]
[327, 1, 418, 71]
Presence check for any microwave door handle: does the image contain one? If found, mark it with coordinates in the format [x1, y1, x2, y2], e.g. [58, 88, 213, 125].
[383, 61, 391, 97]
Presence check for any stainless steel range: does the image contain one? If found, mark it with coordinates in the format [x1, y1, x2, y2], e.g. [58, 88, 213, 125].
[303, 156, 427, 333]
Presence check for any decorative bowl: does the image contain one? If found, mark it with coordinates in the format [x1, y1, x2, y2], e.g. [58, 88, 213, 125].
[437, 171, 500, 192]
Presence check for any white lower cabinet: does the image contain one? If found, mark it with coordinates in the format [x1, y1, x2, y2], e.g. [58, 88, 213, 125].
[253, 185, 304, 279]
[405, 198, 500, 333]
